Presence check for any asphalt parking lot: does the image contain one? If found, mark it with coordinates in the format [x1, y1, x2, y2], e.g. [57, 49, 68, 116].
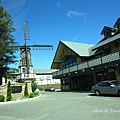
[0, 91, 120, 120]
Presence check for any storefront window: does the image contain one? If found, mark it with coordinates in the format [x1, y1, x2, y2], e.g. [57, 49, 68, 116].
[61, 79, 69, 85]
[61, 80, 65, 85]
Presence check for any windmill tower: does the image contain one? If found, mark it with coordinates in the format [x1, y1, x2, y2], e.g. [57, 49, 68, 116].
[19, 22, 34, 80]
[19, 47, 34, 80]
[10, 22, 53, 81]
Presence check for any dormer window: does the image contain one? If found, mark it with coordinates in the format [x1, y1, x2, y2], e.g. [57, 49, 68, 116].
[101, 26, 115, 38]
[104, 30, 111, 38]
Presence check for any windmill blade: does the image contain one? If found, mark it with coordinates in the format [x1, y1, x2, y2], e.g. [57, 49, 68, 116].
[8, 42, 20, 49]
[8, 44, 53, 49]
[32, 44, 53, 50]
[24, 21, 30, 40]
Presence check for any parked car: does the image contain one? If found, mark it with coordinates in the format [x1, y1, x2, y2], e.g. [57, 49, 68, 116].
[45, 86, 55, 92]
[91, 80, 120, 96]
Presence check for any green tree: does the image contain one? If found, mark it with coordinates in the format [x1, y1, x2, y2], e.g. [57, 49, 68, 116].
[31, 82, 37, 92]
[24, 82, 29, 97]
[6, 81, 12, 101]
[0, 5, 17, 85]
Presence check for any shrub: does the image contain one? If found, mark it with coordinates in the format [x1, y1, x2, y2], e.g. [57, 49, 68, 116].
[31, 82, 37, 92]
[24, 82, 29, 97]
[29, 93, 35, 98]
[38, 87, 44, 91]
[34, 92, 39, 96]
[0, 95, 5, 102]
[7, 81, 12, 101]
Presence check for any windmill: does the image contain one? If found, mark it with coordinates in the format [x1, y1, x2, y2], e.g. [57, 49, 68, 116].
[10, 22, 53, 81]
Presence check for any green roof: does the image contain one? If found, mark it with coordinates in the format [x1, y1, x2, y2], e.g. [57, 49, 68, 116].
[61, 40, 94, 56]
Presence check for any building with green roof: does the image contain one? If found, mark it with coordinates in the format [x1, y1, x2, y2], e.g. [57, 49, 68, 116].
[51, 18, 120, 91]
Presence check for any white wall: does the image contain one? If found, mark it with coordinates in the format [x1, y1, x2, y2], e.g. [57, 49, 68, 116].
[35, 74, 60, 85]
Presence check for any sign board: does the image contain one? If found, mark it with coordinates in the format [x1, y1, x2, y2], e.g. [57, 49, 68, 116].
[12, 86, 22, 93]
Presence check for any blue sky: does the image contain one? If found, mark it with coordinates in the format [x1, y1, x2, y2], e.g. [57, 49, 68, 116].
[1, 0, 120, 69]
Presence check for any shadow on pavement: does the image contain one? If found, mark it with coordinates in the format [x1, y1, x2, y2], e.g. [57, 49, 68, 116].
[55, 89, 91, 93]
[88, 93, 120, 97]
[56, 90, 120, 98]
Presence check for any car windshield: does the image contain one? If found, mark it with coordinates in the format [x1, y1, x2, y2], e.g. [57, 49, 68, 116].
[111, 81, 120, 86]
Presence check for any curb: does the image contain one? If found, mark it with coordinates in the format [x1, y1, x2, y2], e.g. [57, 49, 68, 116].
[0, 94, 41, 105]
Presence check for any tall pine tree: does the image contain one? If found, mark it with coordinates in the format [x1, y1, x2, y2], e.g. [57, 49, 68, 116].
[6, 81, 12, 101]
[0, 4, 17, 85]
[24, 82, 29, 97]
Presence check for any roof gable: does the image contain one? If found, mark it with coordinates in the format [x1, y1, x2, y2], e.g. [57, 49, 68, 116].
[51, 40, 94, 69]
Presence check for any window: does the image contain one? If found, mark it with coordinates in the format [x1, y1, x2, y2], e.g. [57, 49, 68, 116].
[40, 76, 44, 81]
[65, 79, 69, 85]
[61, 80, 65, 85]
[105, 31, 111, 38]
[104, 48, 111, 55]
[106, 82, 112, 86]
[112, 81, 120, 86]
[22, 68, 26, 73]
[98, 82, 106, 87]
[22, 59, 26, 65]
[61, 80, 69, 85]
[46, 75, 51, 80]
[65, 57, 77, 68]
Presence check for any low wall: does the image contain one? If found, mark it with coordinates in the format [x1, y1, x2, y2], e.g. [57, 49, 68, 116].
[0, 81, 32, 101]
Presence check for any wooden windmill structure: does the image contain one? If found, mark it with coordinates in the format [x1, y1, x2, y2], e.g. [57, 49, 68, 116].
[10, 22, 53, 81]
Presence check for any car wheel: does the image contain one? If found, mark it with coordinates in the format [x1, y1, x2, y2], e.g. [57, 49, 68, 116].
[118, 90, 120, 96]
[95, 90, 100, 96]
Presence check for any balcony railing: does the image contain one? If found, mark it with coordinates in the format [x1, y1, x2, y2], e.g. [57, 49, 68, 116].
[78, 62, 88, 69]
[70, 66, 78, 72]
[88, 58, 101, 67]
[53, 51, 120, 78]
[63, 68, 69, 74]
[102, 52, 119, 63]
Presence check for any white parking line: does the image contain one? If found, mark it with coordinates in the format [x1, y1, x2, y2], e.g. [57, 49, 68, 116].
[86, 95, 120, 101]
[104, 98, 120, 101]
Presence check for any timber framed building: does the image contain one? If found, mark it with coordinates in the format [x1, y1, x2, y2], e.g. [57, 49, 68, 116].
[51, 18, 120, 91]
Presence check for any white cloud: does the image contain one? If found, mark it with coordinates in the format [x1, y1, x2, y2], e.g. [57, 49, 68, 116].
[72, 34, 80, 41]
[67, 11, 87, 24]
[56, 2, 62, 8]
[56, 2, 86, 22]
[67, 12, 71, 18]
[67, 11, 86, 18]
